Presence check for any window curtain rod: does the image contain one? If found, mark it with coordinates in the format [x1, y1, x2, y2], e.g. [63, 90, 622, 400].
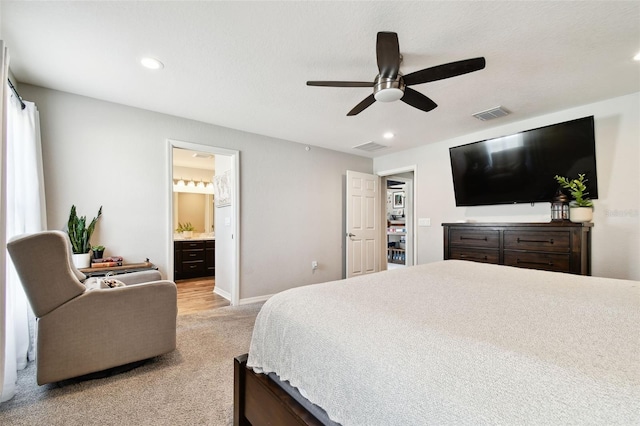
[7, 78, 26, 110]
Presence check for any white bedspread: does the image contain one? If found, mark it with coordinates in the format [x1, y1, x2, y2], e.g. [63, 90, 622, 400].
[247, 260, 640, 425]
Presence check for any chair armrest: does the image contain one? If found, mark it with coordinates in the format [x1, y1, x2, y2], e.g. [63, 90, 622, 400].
[115, 270, 162, 285]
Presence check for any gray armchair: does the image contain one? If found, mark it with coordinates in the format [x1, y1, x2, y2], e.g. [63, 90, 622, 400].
[7, 230, 177, 385]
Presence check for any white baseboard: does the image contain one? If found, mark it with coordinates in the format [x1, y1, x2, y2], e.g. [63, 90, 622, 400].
[213, 286, 231, 301]
[238, 294, 272, 305]
[215, 286, 272, 306]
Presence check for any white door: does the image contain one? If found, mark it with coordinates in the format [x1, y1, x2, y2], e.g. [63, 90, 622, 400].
[346, 170, 381, 278]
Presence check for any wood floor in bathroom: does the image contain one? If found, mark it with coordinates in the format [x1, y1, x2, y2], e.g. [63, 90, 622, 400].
[175, 277, 230, 315]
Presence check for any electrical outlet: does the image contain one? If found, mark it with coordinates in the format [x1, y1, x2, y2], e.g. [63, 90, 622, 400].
[311, 260, 318, 270]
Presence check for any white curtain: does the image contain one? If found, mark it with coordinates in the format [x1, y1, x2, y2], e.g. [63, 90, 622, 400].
[0, 59, 46, 400]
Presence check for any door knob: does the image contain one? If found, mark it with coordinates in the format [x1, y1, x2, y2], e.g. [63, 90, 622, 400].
[347, 233, 356, 238]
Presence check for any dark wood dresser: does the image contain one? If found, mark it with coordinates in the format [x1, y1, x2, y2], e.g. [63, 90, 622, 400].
[443, 222, 593, 275]
[174, 239, 215, 280]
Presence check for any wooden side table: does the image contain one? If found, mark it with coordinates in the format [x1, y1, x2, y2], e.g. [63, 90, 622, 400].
[79, 261, 158, 277]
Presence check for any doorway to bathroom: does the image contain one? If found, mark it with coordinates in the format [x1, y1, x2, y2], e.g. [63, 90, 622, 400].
[168, 139, 240, 308]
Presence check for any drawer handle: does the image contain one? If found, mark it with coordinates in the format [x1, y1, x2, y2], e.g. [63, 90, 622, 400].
[517, 238, 554, 244]
[460, 236, 488, 241]
[188, 264, 197, 269]
[189, 253, 197, 257]
[459, 254, 488, 261]
[516, 258, 553, 266]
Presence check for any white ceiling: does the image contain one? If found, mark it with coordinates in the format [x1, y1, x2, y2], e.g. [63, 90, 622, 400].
[2, 1, 639, 158]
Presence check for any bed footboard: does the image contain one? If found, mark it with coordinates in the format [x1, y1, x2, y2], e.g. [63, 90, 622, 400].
[234, 354, 323, 426]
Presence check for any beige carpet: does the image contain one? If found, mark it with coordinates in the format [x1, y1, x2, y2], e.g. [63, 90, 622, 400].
[0, 303, 263, 425]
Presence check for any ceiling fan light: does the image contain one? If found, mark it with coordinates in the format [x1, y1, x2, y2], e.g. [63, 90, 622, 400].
[375, 88, 404, 102]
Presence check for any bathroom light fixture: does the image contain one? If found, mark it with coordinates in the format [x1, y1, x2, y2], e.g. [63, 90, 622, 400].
[140, 57, 164, 70]
[634, 51, 640, 61]
[383, 132, 395, 139]
[173, 178, 215, 195]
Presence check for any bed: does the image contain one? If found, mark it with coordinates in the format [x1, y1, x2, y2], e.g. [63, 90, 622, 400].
[234, 260, 640, 425]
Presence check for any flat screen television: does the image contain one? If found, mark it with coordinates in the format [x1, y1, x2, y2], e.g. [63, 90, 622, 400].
[449, 116, 598, 207]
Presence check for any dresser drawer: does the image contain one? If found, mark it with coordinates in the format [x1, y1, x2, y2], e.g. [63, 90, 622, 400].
[504, 231, 570, 253]
[181, 260, 205, 274]
[182, 249, 205, 261]
[181, 241, 205, 250]
[450, 247, 500, 264]
[504, 251, 570, 272]
[450, 229, 500, 248]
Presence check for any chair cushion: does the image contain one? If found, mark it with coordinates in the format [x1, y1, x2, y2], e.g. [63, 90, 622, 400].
[84, 277, 126, 290]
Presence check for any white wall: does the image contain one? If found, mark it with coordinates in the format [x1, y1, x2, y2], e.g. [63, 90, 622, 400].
[374, 92, 640, 280]
[213, 154, 233, 298]
[21, 84, 372, 300]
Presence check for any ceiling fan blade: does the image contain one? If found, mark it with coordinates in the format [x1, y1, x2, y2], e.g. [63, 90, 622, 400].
[347, 94, 376, 116]
[376, 32, 400, 79]
[401, 88, 438, 112]
[307, 81, 374, 87]
[403, 57, 486, 86]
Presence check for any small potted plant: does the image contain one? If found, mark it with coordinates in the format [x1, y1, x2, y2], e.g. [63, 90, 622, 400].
[554, 174, 593, 223]
[67, 205, 102, 268]
[91, 245, 105, 260]
[176, 222, 195, 239]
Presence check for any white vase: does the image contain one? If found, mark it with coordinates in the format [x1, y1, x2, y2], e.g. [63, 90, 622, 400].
[182, 231, 193, 239]
[570, 207, 593, 223]
[72, 253, 91, 269]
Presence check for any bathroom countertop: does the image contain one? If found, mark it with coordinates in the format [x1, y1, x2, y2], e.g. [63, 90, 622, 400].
[174, 234, 215, 241]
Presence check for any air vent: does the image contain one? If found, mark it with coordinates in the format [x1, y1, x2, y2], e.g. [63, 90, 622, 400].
[472, 106, 510, 121]
[352, 141, 388, 152]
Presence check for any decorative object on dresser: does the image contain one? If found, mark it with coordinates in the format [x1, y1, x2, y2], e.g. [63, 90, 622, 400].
[67, 204, 102, 268]
[554, 173, 594, 223]
[442, 221, 592, 275]
[174, 239, 215, 280]
[176, 221, 195, 239]
[551, 189, 570, 221]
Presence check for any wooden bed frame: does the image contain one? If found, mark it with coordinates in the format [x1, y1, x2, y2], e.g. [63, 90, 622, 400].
[234, 354, 324, 426]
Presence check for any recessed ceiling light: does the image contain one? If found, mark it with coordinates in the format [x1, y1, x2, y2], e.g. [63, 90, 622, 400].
[383, 132, 395, 139]
[634, 51, 640, 61]
[140, 57, 164, 70]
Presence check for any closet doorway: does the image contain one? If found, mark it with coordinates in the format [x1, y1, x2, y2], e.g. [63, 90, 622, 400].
[378, 167, 415, 270]
[167, 139, 240, 308]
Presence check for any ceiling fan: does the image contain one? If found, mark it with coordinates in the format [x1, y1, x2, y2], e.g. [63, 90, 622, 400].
[306, 32, 486, 116]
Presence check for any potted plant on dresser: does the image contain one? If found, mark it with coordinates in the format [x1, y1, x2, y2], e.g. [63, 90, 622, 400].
[67, 205, 102, 268]
[176, 222, 195, 239]
[554, 174, 594, 223]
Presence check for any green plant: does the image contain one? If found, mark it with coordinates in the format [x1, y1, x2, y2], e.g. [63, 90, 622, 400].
[67, 205, 102, 254]
[554, 174, 594, 208]
[176, 222, 195, 232]
[91, 245, 105, 251]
